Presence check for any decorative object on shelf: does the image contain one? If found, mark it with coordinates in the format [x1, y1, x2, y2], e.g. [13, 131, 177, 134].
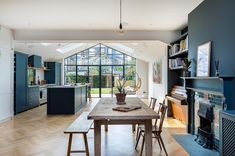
[153, 59, 162, 84]
[182, 58, 192, 77]
[214, 60, 219, 76]
[197, 41, 211, 77]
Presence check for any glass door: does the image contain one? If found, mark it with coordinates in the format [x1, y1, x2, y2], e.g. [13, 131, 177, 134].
[101, 66, 112, 97]
[112, 66, 124, 96]
[89, 66, 100, 97]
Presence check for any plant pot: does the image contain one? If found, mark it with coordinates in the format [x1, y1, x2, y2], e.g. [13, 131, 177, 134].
[183, 70, 191, 77]
[115, 93, 126, 105]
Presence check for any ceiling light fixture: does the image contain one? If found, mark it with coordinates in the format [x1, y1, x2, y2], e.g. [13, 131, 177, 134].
[118, 0, 124, 35]
[40, 43, 51, 46]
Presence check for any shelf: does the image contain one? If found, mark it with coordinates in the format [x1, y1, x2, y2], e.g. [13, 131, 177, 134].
[169, 49, 188, 58]
[28, 67, 51, 71]
[180, 76, 234, 80]
[169, 66, 183, 70]
[186, 87, 224, 96]
[171, 33, 188, 44]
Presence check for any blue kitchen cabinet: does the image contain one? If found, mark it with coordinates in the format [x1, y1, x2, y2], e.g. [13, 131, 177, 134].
[44, 62, 61, 85]
[14, 52, 28, 114]
[28, 55, 42, 68]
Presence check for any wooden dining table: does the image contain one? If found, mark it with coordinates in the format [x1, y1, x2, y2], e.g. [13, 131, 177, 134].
[88, 97, 159, 156]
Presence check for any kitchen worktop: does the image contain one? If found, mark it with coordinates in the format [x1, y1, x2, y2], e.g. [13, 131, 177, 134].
[47, 85, 87, 88]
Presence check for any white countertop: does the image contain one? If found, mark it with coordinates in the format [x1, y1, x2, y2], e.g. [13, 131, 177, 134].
[47, 85, 87, 88]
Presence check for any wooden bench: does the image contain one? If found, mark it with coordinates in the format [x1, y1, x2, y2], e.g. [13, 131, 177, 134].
[64, 112, 94, 156]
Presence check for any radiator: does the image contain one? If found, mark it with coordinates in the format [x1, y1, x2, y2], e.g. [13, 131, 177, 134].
[220, 111, 235, 156]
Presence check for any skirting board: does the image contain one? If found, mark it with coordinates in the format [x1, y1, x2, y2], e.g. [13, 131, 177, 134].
[0, 116, 13, 123]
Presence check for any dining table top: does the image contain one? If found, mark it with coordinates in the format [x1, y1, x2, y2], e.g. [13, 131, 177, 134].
[88, 97, 159, 120]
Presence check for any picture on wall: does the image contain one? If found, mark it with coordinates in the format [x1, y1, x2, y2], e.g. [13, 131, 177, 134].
[197, 41, 211, 77]
[153, 59, 162, 84]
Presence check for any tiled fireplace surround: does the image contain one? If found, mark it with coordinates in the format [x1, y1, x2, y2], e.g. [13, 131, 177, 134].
[182, 76, 234, 152]
[194, 91, 224, 151]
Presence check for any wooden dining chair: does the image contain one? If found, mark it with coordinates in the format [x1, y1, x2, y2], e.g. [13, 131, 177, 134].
[135, 97, 157, 139]
[135, 102, 168, 156]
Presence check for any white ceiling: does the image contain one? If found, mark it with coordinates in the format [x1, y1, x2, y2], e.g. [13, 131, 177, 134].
[0, 0, 203, 31]
[14, 41, 167, 62]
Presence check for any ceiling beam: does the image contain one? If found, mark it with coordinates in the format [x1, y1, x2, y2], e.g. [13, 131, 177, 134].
[13, 30, 180, 44]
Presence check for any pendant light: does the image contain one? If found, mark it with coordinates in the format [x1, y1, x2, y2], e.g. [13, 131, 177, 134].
[119, 0, 124, 35]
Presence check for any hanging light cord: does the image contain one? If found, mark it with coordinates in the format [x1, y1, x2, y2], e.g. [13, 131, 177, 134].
[119, 0, 122, 29]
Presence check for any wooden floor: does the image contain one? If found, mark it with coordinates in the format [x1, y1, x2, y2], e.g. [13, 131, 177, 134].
[0, 99, 189, 156]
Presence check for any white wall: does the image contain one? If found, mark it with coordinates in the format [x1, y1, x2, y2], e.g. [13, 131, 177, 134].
[136, 59, 148, 98]
[35, 70, 44, 81]
[148, 44, 168, 103]
[0, 26, 14, 122]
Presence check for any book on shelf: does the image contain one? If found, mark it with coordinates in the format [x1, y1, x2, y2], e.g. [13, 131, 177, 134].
[179, 35, 188, 52]
[169, 58, 183, 69]
[169, 35, 189, 56]
[169, 44, 180, 56]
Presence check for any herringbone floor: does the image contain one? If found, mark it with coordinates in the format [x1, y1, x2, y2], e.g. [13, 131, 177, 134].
[0, 99, 189, 156]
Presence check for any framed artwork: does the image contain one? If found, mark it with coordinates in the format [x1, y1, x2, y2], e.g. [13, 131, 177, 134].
[197, 41, 211, 77]
[153, 59, 162, 84]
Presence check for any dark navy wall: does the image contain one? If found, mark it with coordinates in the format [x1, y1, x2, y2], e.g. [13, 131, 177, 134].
[188, 0, 235, 76]
[188, 0, 235, 109]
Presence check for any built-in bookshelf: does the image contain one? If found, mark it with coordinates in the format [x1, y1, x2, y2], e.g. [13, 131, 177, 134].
[167, 27, 188, 93]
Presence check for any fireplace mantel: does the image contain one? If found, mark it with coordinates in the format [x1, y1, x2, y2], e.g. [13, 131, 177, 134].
[180, 76, 234, 135]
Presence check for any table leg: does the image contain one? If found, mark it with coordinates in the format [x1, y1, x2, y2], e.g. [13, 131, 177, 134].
[132, 124, 136, 133]
[94, 120, 101, 156]
[105, 123, 108, 132]
[145, 119, 152, 156]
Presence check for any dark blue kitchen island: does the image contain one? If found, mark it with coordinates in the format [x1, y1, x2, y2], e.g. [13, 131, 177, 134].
[47, 85, 87, 114]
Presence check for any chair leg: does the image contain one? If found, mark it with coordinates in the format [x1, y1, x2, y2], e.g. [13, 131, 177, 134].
[159, 135, 168, 156]
[157, 137, 162, 151]
[135, 131, 141, 150]
[136, 126, 140, 141]
[83, 133, 89, 156]
[140, 134, 145, 156]
[67, 133, 73, 156]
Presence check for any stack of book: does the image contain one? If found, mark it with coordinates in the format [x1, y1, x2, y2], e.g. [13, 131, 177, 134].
[169, 58, 183, 69]
[169, 35, 189, 57]
[169, 44, 180, 56]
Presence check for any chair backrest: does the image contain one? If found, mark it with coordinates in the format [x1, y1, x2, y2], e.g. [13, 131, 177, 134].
[154, 99, 167, 131]
[158, 104, 168, 132]
[149, 97, 157, 110]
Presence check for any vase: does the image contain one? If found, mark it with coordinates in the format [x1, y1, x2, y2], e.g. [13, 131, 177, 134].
[115, 93, 126, 105]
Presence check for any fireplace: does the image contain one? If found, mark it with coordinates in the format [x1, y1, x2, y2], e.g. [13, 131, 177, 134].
[195, 102, 213, 148]
[194, 91, 224, 151]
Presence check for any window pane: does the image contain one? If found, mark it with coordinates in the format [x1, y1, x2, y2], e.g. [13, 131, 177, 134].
[89, 66, 100, 97]
[77, 66, 88, 83]
[113, 50, 124, 65]
[89, 45, 100, 65]
[125, 55, 136, 65]
[101, 47, 112, 65]
[65, 55, 76, 65]
[125, 65, 136, 87]
[77, 50, 88, 65]
[101, 66, 112, 97]
[64, 66, 76, 84]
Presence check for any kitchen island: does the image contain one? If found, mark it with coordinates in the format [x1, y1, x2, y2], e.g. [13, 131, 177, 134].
[47, 85, 87, 114]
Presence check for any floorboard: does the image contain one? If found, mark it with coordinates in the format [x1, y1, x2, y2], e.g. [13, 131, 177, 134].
[0, 99, 189, 156]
